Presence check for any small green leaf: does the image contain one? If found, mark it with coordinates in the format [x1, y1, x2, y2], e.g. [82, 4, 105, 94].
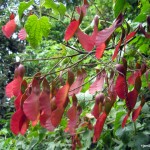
[114, 0, 125, 17]
[25, 15, 51, 48]
[18, 0, 33, 19]
[44, 0, 66, 15]
[44, 0, 56, 9]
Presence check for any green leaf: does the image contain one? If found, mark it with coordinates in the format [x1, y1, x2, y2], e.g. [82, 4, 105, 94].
[114, 0, 126, 17]
[18, 0, 33, 19]
[44, 0, 57, 9]
[25, 15, 51, 48]
[44, 0, 66, 15]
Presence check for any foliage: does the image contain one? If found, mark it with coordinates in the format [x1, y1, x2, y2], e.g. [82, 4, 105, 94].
[0, 0, 150, 150]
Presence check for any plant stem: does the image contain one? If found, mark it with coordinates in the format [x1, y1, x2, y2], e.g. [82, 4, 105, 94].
[133, 122, 137, 134]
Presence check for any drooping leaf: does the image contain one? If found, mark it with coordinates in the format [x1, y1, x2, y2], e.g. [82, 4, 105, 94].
[14, 93, 23, 110]
[128, 70, 141, 85]
[116, 64, 126, 76]
[89, 70, 106, 94]
[18, 0, 33, 19]
[55, 83, 70, 107]
[2, 19, 17, 38]
[64, 20, 79, 41]
[25, 15, 51, 48]
[23, 79, 40, 121]
[18, 28, 27, 40]
[67, 70, 75, 86]
[134, 76, 141, 92]
[132, 106, 142, 122]
[93, 112, 107, 143]
[122, 113, 129, 128]
[125, 31, 137, 43]
[95, 14, 124, 46]
[5, 76, 22, 98]
[95, 43, 106, 59]
[69, 69, 86, 96]
[76, 16, 99, 51]
[10, 108, 29, 135]
[115, 75, 128, 99]
[50, 107, 64, 127]
[67, 105, 77, 122]
[39, 78, 51, 115]
[112, 39, 122, 60]
[126, 88, 138, 110]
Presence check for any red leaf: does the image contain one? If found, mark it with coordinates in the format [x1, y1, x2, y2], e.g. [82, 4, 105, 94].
[5, 76, 22, 98]
[132, 106, 142, 122]
[116, 64, 126, 76]
[55, 83, 70, 108]
[69, 69, 86, 96]
[9, 12, 15, 20]
[10, 108, 29, 135]
[95, 43, 106, 59]
[92, 93, 104, 119]
[115, 75, 128, 99]
[89, 70, 106, 94]
[67, 105, 77, 122]
[2, 19, 16, 38]
[126, 88, 138, 110]
[122, 113, 129, 128]
[128, 70, 141, 85]
[50, 107, 64, 127]
[14, 93, 22, 110]
[112, 39, 122, 60]
[125, 31, 136, 42]
[76, 16, 99, 51]
[64, 20, 79, 41]
[23, 79, 40, 121]
[18, 28, 27, 40]
[39, 78, 51, 115]
[93, 112, 107, 143]
[96, 14, 123, 46]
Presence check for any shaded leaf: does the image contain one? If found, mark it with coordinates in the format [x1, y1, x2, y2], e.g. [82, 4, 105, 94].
[89, 70, 106, 94]
[69, 69, 86, 96]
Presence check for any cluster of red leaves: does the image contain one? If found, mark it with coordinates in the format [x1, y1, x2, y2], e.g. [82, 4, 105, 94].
[64, 0, 124, 59]
[115, 59, 147, 128]
[2, 13, 27, 40]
